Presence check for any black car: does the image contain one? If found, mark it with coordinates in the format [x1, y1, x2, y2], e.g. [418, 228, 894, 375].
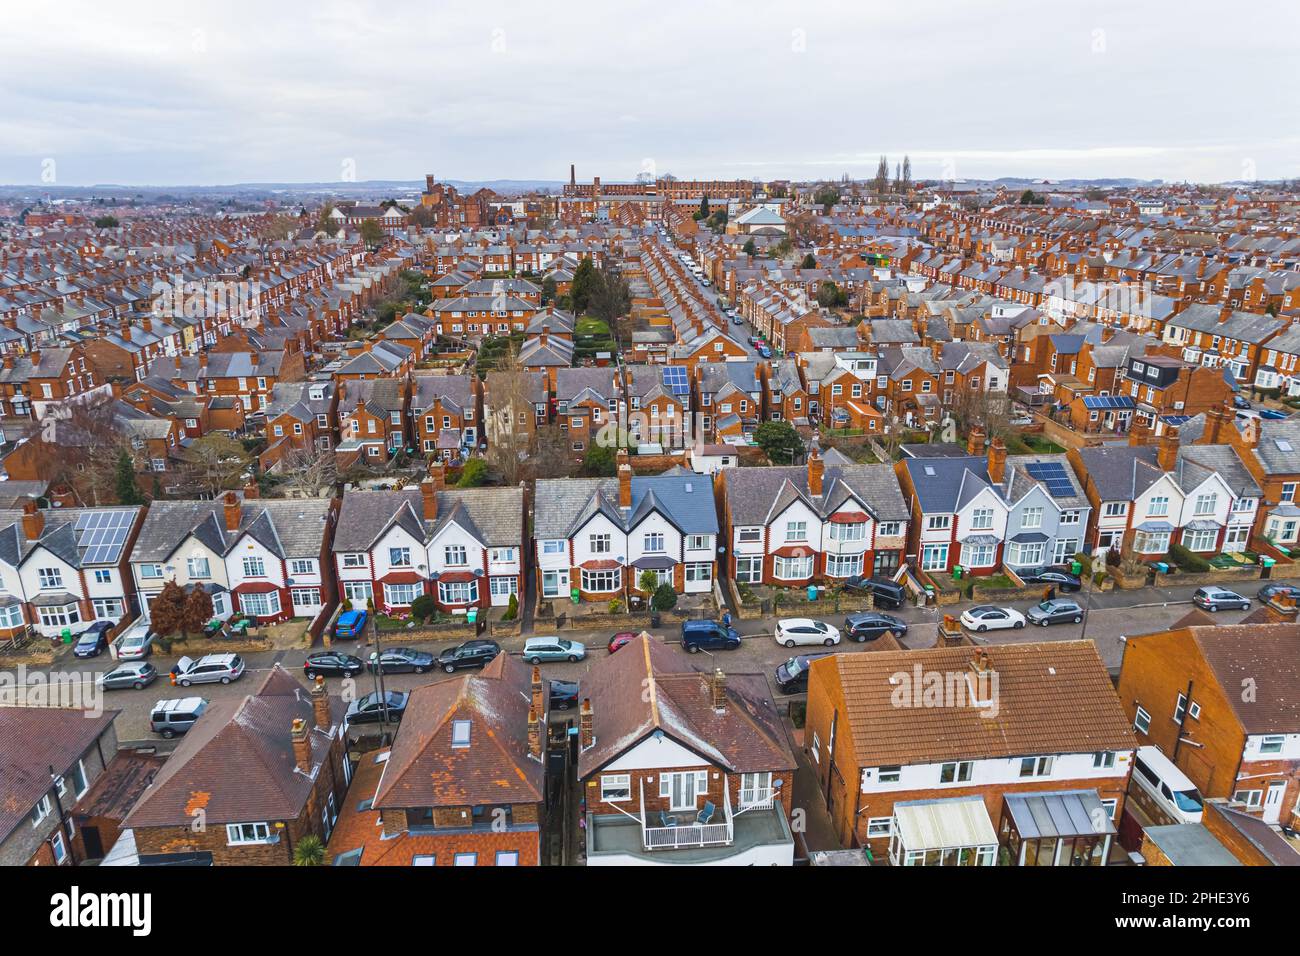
[1233, 395, 1252, 410]
[345, 690, 410, 725]
[549, 679, 579, 711]
[841, 575, 907, 609]
[1258, 583, 1300, 602]
[843, 611, 908, 642]
[774, 654, 830, 695]
[1016, 566, 1082, 591]
[304, 652, 365, 679]
[366, 647, 435, 674]
[72, 620, 115, 658]
[436, 639, 501, 674]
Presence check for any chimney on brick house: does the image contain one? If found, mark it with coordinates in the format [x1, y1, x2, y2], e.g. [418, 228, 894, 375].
[421, 477, 438, 522]
[579, 698, 594, 751]
[222, 490, 241, 532]
[617, 448, 632, 509]
[1200, 403, 1234, 446]
[711, 668, 727, 713]
[538, 330, 548, 352]
[807, 447, 824, 497]
[21, 501, 44, 541]
[966, 426, 985, 456]
[1, 354, 13, 371]
[970, 648, 991, 674]
[1240, 415, 1260, 448]
[1127, 419, 1149, 447]
[29, 349, 41, 368]
[49, 485, 76, 509]
[936, 614, 964, 647]
[119, 321, 131, 342]
[242, 480, 259, 501]
[311, 675, 331, 730]
[530, 665, 544, 718]
[1264, 590, 1298, 620]
[1157, 427, 1180, 472]
[527, 706, 543, 760]
[290, 717, 312, 774]
[986, 437, 1007, 484]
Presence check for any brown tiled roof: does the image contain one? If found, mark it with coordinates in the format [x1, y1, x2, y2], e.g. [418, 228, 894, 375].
[122, 666, 339, 828]
[0, 707, 119, 843]
[576, 635, 796, 779]
[817, 640, 1136, 767]
[374, 654, 544, 810]
[71, 751, 165, 822]
[1190, 624, 1300, 734]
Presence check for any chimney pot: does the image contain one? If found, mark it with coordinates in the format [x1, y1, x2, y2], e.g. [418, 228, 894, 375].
[579, 698, 594, 751]
[290, 717, 312, 773]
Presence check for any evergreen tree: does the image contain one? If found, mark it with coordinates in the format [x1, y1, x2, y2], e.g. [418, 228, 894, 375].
[114, 451, 144, 505]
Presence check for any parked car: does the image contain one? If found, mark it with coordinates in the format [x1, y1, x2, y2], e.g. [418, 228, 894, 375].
[775, 618, 840, 648]
[756, 345, 772, 359]
[1258, 583, 1300, 603]
[98, 661, 158, 691]
[1009, 414, 1034, 427]
[523, 637, 586, 664]
[1026, 598, 1084, 627]
[843, 611, 907, 642]
[113, 624, 156, 660]
[774, 653, 831, 695]
[731, 315, 744, 325]
[549, 679, 579, 711]
[959, 605, 1026, 632]
[680, 619, 741, 653]
[607, 631, 637, 654]
[437, 639, 501, 673]
[1259, 408, 1289, 421]
[334, 609, 368, 639]
[304, 651, 365, 679]
[72, 620, 114, 658]
[345, 690, 409, 726]
[171, 653, 245, 687]
[1191, 586, 1249, 612]
[367, 647, 435, 674]
[149, 697, 208, 739]
[1016, 566, 1082, 591]
[1233, 395, 1252, 410]
[841, 575, 907, 609]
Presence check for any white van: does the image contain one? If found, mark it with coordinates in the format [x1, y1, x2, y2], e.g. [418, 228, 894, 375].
[1132, 745, 1204, 823]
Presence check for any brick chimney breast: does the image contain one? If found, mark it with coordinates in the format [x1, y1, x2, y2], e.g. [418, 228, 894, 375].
[807, 447, 824, 497]
[222, 490, 241, 532]
[21, 500, 44, 541]
[1157, 426, 1180, 472]
[711, 668, 727, 713]
[527, 707, 543, 760]
[967, 426, 986, 456]
[987, 437, 1007, 485]
[530, 665, 544, 718]
[617, 448, 632, 509]
[311, 675, 331, 731]
[290, 717, 312, 774]
[579, 698, 594, 751]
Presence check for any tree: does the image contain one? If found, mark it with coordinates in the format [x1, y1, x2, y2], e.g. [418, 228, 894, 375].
[696, 195, 710, 220]
[183, 585, 214, 633]
[256, 213, 301, 241]
[149, 580, 189, 638]
[813, 185, 839, 211]
[532, 425, 574, 479]
[314, 202, 336, 234]
[874, 156, 890, 195]
[484, 348, 536, 486]
[570, 257, 600, 314]
[901, 155, 912, 193]
[359, 220, 384, 248]
[278, 446, 337, 498]
[184, 433, 253, 498]
[457, 457, 489, 487]
[114, 451, 144, 505]
[800, 253, 817, 269]
[540, 275, 558, 305]
[952, 385, 1013, 442]
[816, 281, 849, 309]
[638, 569, 660, 595]
[742, 239, 756, 256]
[410, 594, 437, 623]
[589, 263, 630, 329]
[581, 443, 617, 477]
[753, 420, 803, 465]
[651, 583, 678, 612]
[1019, 189, 1043, 205]
[293, 835, 326, 866]
[93, 214, 119, 228]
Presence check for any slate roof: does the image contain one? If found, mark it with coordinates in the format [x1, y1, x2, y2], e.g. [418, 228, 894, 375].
[720, 459, 908, 526]
[129, 496, 332, 563]
[576, 634, 796, 779]
[409, 373, 474, 415]
[123, 667, 339, 828]
[534, 472, 719, 540]
[1075, 444, 1163, 501]
[815, 640, 1136, 766]
[332, 486, 523, 552]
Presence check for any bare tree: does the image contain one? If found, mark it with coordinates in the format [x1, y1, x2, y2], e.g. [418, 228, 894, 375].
[184, 433, 253, 497]
[484, 345, 536, 487]
[952, 385, 1013, 442]
[277, 446, 338, 498]
[532, 424, 573, 479]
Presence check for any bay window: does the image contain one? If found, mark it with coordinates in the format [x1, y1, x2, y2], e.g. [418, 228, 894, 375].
[437, 580, 478, 604]
[773, 554, 813, 580]
[580, 568, 620, 593]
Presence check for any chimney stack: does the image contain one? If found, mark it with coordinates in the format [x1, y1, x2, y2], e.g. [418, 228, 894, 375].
[421, 477, 438, 522]
[970, 648, 991, 674]
[617, 448, 632, 509]
[428, 458, 445, 489]
[711, 668, 727, 713]
[222, 490, 241, 532]
[1157, 426, 1180, 471]
[21, 501, 44, 541]
[1127, 419, 1149, 447]
[987, 437, 1007, 484]
[1240, 415, 1260, 448]
[579, 698, 594, 751]
[1201, 403, 1233, 446]
[966, 426, 985, 456]
[527, 706, 543, 760]
[530, 665, 544, 718]
[242, 480, 259, 501]
[311, 675, 330, 731]
[290, 717, 312, 774]
[807, 447, 824, 497]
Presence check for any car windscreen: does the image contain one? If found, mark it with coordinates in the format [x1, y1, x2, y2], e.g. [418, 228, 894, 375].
[1173, 789, 1203, 812]
[783, 658, 805, 677]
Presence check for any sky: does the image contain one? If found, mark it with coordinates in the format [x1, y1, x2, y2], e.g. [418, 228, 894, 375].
[1, 0, 1297, 187]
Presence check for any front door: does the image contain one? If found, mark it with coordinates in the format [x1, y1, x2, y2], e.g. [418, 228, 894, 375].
[1263, 780, 1287, 824]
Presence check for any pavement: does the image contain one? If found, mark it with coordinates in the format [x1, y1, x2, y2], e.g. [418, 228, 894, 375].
[10, 574, 1291, 750]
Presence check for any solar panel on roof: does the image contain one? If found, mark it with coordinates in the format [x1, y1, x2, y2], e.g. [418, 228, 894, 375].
[1024, 461, 1075, 498]
[662, 366, 690, 395]
[75, 509, 133, 564]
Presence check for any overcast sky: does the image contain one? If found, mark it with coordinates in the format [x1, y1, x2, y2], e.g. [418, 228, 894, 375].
[2, 0, 1296, 187]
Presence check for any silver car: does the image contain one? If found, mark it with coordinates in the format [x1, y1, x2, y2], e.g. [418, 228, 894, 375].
[98, 661, 159, 690]
[171, 653, 245, 686]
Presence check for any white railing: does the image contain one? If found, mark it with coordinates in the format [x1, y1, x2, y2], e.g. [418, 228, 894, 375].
[637, 777, 735, 850]
[737, 787, 775, 810]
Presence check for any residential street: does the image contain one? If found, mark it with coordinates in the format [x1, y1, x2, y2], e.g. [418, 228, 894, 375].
[24, 575, 1290, 748]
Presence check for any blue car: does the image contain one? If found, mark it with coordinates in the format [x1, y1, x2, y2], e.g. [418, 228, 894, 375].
[1258, 409, 1288, 421]
[756, 345, 772, 359]
[73, 620, 114, 658]
[334, 609, 368, 639]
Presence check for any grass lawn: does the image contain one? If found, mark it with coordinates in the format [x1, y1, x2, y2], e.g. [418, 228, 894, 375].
[576, 316, 610, 336]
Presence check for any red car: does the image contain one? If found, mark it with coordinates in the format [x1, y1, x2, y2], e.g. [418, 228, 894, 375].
[608, 632, 637, 654]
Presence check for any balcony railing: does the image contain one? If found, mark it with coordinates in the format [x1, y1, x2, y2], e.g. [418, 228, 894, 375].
[636, 778, 734, 851]
[738, 787, 776, 809]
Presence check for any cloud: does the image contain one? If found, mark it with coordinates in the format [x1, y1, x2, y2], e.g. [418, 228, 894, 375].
[0, 0, 1296, 185]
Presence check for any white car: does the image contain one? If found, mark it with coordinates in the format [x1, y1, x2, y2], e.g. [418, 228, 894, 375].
[960, 605, 1027, 632]
[775, 618, 841, 648]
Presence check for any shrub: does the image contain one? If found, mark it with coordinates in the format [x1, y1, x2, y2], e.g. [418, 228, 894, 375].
[1168, 543, 1211, 573]
[650, 583, 677, 612]
[410, 594, 437, 623]
[608, 599, 623, 614]
[502, 592, 519, 621]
